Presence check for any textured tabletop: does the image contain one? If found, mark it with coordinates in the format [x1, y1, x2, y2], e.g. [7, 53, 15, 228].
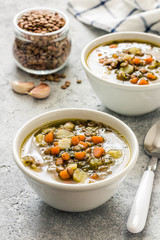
[1, 0, 160, 240]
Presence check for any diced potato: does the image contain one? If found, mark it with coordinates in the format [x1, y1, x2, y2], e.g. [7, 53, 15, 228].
[58, 138, 71, 150]
[73, 168, 88, 183]
[63, 122, 75, 130]
[67, 163, 77, 170]
[122, 64, 134, 74]
[123, 54, 132, 61]
[56, 129, 74, 139]
[107, 149, 122, 159]
[128, 47, 141, 55]
[117, 64, 133, 80]
[35, 134, 44, 143]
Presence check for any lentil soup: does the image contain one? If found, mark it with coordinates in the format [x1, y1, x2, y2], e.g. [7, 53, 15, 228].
[21, 119, 130, 184]
[87, 40, 160, 85]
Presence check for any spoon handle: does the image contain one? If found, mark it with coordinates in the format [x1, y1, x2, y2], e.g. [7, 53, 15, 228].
[126, 164, 156, 233]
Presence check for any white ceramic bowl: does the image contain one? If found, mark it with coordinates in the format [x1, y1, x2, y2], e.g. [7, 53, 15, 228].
[13, 108, 139, 212]
[81, 32, 160, 116]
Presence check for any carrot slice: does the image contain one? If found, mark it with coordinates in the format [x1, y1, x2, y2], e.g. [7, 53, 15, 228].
[44, 132, 54, 143]
[54, 142, 58, 146]
[138, 79, 149, 85]
[93, 147, 105, 158]
[144, 57, 153, 64]
[59, 169, 71, 180]
[71, 136, 80, 145]
[78, 135, 85, 141]
[56, 158, 64, 166]
[113, 54, 118, 58]
[51, 146, 60, 155]
[132, 58, 140, 65]
[146, 73, 157, 80]
[75, 152, 86, 160]
[109, 44, 117, 48]
[79, 141, 88, 149]
[90, 173, 98, 179]
[61, 152, 70, 161]
[91, 136, 103, 144]
[130, 78, 139, 84]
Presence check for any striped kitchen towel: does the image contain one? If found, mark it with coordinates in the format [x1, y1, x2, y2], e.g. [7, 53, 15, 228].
[67, 0, 160, 34]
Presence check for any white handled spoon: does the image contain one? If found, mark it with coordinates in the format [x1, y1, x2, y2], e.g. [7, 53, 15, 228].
[127, 120, 160, 233]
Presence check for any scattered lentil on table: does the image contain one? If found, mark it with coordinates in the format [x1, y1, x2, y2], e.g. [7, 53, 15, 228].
[31, 73, 71, 90]
[31, 73, 66, 82]
[77, 80, 82, 84]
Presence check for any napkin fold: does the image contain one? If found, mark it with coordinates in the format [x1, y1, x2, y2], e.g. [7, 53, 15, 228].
[67, 0, 160, 34]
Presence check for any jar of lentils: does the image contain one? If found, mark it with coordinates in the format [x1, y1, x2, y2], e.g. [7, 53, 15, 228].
[13, 8, 71, 75]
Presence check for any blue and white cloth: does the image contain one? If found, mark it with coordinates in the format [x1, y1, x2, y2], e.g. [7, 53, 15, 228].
[67, 0, 160, 34]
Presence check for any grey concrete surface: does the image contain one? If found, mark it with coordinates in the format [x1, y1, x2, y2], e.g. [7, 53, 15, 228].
[0, 0, 160, 239]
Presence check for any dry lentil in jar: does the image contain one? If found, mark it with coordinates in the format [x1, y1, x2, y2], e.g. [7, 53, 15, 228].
[21, 119, 130, 184]
[13, 9, 71, 74]
[87, 41, 160, 85]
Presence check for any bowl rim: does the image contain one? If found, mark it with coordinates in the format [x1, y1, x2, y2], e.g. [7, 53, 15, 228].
[81, 31, 160, 91]
[13, 108, 139, 191]
[13, 7, 69, 37]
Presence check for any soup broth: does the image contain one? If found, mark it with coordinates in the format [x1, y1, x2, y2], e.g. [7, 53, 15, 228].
[21, 119, 130, 184]
[87, 40, 160, 85]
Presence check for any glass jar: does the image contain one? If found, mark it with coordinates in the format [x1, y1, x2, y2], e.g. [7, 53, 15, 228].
[13, 8, 71, 75]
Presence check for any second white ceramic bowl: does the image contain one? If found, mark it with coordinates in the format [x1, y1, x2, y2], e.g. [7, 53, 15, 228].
[81, 32, 160, 116]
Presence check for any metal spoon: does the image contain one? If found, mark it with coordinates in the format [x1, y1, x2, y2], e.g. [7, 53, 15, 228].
[127, 120, 160, 233]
